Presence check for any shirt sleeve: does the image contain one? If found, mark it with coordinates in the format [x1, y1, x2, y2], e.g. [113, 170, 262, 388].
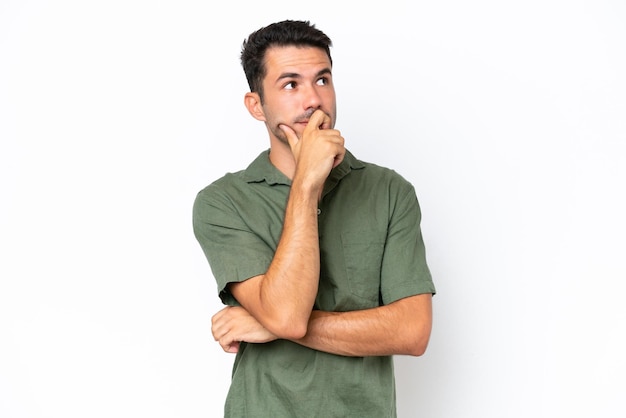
[192, 183, 274, 306]
[380, 177, 436, 305]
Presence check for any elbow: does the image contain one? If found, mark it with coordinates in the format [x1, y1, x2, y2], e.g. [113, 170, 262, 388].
[406, 299, 433, 357]
[408, 339, 430, 357]
[267, 314, 309, 340]
[281, 324, 308, 340]
[405, 325, 432, 357]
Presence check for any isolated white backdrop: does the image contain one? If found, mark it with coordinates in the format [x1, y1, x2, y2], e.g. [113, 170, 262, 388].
[1, 1, 625, 417]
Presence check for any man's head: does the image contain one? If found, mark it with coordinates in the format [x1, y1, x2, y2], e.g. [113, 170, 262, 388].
[241, 20, 337, 153]
[241, 20, 333, 102]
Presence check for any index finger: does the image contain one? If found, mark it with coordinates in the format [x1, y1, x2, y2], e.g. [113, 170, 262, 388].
[305, 109, 331, 132]
[279, 123, 299, 150]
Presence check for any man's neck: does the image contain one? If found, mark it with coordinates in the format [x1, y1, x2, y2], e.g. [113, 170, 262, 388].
[268, 140, 296, 180]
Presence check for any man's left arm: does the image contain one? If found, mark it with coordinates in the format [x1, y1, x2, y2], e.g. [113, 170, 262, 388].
[211, 293, 432, 357]
[294, 293, 432, 357]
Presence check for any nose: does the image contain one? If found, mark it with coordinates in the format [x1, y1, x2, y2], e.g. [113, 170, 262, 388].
[302, 84, 322, 111]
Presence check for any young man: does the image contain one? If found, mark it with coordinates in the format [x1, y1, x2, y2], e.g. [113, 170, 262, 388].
[193, 20, 436, 417]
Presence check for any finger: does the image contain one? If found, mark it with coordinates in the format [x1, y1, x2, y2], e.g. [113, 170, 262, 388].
[279, 123, 299, 150]
[220, 340, 233, 352]
[211, 309, 231, 341]
[220, 332, 242, 353]
[332, 148, 346, 169]
[306, 109, 330, 132]
[211, 319, 227, 341]
[211, 323, 224, 341]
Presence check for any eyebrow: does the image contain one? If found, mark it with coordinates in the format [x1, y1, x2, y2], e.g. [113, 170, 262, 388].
[276, 68, 332, 83]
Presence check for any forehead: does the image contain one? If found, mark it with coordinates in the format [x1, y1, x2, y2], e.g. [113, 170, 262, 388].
[264, 46, 331, 78]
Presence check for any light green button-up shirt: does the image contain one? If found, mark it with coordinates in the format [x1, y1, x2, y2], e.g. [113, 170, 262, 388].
[193, 149, 435, 418]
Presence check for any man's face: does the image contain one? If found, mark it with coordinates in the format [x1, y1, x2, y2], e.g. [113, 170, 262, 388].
[258, 46, 336, 145]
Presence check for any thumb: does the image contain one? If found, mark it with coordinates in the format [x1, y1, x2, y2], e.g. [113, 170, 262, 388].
[279, 124, 299, 150]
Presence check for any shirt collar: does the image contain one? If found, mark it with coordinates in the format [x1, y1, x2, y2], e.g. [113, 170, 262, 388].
[243, 149, 365, 186]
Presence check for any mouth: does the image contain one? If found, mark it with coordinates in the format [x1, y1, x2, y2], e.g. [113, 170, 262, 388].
[295, 109, 318, 125]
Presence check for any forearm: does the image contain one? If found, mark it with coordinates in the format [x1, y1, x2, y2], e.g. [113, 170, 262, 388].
[263, 183, 321, 329]
[231, 181, 322, 339]
[292, 294, 433, 357]
[230, 110, 344, 339]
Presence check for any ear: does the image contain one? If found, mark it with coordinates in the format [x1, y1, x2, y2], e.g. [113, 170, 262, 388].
[244, 92, 266, 121]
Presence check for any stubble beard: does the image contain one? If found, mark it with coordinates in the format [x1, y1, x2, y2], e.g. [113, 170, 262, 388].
[269, 107, 336, 147]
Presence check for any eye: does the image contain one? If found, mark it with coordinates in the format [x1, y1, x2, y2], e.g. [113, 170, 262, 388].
[316, 77, 328, 86]
[284, 81, 296, 90]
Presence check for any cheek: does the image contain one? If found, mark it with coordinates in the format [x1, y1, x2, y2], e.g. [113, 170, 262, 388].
[263, 110, 282, 130]
[263, 101, 291, 126]
[269, 124, 291, 145]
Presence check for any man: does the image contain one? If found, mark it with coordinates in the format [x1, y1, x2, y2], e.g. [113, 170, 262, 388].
[193, 20, 436, 417]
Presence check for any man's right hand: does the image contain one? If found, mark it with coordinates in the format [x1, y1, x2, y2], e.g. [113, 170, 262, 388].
[279, 110, 345, 192]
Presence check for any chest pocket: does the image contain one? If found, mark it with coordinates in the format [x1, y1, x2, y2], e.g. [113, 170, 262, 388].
[341, 230, 386, 305]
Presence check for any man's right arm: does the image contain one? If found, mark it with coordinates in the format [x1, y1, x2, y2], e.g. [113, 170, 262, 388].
[228, 181, 321, 339]
[228, 110, 345, 340]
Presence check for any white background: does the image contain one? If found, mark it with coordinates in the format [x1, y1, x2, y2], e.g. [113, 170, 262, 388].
[1, 1, 625, 417]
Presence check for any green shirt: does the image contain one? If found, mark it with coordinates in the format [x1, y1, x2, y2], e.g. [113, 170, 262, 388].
[193, 149, 435, 418]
